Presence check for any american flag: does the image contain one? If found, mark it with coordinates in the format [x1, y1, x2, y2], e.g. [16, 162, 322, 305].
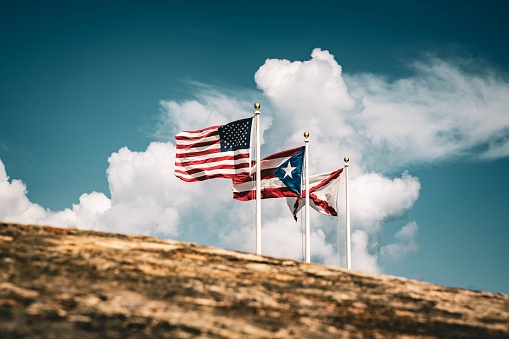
[232, 146, 304, 201]
[174, 118, 252, 182]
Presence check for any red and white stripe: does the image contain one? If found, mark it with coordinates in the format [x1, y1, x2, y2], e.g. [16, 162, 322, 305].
[175, 125, 251, 182]
[232, 147, 303, 200]
[288, 168, 344, 219]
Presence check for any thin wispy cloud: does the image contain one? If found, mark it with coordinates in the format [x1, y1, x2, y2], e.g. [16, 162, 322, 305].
[346, 56, 509, 170]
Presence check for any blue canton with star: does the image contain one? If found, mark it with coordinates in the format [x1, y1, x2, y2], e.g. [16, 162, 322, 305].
[218, 118, 252, 152]
[273, 147, 305, 196]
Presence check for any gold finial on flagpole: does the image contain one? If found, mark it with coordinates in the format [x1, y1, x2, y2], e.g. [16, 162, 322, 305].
[304, 132, 309, 139]
[344, 156, 349, 163]
[254, 103, 260, 110]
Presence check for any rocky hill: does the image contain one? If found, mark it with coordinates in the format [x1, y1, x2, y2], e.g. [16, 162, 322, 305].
[0, 222, 508, 338]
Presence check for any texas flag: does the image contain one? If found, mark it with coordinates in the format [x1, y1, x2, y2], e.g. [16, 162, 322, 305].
[231, 146, 304, 201]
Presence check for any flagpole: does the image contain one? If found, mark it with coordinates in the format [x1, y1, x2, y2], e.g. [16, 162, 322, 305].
[254, 103, 262, 255]
[344, 156, 351, 269]
[304, 132, 310, 263]
[337, 196, 341, 268]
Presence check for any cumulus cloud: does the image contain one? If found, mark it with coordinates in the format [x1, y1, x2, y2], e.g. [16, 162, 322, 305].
[249, 48, 424, 271]
[380, 221, 419, 262]
[254, 48, 362, 172]
[1, 48, 508, 275]
[351, 230, 380, 274]
[44, 192, 111, 230]
[348, 171, 420, 234]
[0, 160, 46, 223]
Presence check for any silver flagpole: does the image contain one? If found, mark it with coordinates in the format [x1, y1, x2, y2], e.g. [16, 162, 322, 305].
[344, 156, 351, 269]
[304, 132, 310, 263]
[254, 103, 262, 255]
[337, 185, 341, 268]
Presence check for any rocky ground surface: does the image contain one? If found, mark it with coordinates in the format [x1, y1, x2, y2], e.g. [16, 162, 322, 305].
[0, 222, 508, 338]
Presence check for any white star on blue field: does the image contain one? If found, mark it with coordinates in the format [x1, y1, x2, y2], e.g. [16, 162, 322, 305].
[1, 1, 508, 295]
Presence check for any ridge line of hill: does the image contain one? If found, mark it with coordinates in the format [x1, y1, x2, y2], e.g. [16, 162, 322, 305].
[1, 222, 508, 338]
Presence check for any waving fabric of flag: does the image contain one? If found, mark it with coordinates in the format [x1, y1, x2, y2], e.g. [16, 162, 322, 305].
[232, 146, 304, 200]
[287, 168, 343, 220]
[174, 118, 253, 182]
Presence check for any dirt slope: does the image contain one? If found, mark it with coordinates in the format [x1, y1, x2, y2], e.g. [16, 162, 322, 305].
[0, 222, 508, 338]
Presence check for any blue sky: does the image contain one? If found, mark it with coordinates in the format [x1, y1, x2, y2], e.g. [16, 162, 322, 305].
[1, 1, 508, 294]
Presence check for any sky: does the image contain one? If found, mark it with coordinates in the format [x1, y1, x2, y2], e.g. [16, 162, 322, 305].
[1, 1, 508, 295]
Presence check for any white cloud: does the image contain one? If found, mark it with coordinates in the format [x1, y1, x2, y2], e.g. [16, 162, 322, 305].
[44, 192, 111, 229]
[351, 230, 380, 274]
[254, 48, 361, 171]
[381, 221, 419, 262]
[251, 48, 423, 270]
[255, 48, 359, 115]
[0, 160, 46, 223]
[345, 57, 509, 170]
[347, 171, 420, 233]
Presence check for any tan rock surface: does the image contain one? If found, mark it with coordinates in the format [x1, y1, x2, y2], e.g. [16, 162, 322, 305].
[0, 222, 508, 338]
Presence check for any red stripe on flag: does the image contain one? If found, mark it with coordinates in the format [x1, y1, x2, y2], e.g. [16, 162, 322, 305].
[233, 187, 299, 201]
[175, 129, 219, 141]
[175, 161, 251, 174]
[310, 193, 338, 216]
[175, 172, 237, 182]
[176, 139, 220, 150]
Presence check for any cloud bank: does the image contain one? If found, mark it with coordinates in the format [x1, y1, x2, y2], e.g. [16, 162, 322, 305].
[2, 48, 508, 274]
